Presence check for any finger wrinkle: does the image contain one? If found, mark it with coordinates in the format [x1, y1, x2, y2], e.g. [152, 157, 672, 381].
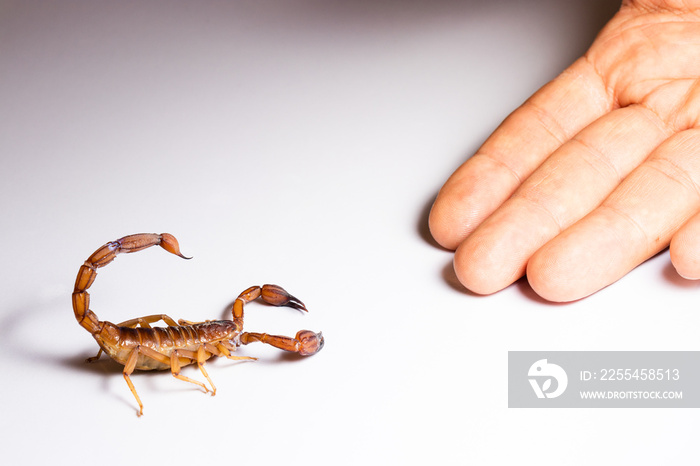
[522, 99, 569, 148]
[618, 78, 668, 108]
[599, 203, 652, 251]
[476, 151, 523, 185]
[637, 79, 700, 129]
[629, 1, 700, 16]
[632, 102, 674, 137]
[516, 194, 566, 234]
[644, 156, 700, 201]
[584, 38, 636, 104]
[675, 78, 700, 128]
[569, 136, 623, 183]
[565, 56, 613, 112]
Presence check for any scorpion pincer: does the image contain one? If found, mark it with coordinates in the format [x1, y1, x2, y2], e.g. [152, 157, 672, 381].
[72, 233, 324, 416]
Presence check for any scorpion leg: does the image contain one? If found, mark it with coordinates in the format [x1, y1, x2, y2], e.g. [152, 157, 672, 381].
[170, 348, 212, 394]
[124, 345, 211, 416]
[203, 342, 257, 362]
[240, 330, 324, 356]
[123, 349, 144, 416]
[177, 319, 213, 325]
[122, 346, 171, 416]
[118, 314, 180, 328]
[86, 349, 104, 363]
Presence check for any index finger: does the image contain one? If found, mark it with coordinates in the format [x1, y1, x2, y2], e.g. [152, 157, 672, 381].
[429, 57, 611, 250]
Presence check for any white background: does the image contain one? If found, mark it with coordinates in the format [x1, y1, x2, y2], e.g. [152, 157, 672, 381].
[1, 0, 698, 464]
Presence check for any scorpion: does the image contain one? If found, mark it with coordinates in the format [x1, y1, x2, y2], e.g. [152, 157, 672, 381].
[72, 233, 324, 416]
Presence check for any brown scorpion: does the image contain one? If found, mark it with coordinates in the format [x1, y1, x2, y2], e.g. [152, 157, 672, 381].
[72, 233, 323, 416]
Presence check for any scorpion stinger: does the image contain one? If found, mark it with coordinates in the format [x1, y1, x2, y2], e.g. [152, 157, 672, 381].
[72, 233, 323, 416]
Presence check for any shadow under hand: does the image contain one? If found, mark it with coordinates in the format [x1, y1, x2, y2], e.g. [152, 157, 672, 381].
[442, 261, 471, 295]
[417, 193, 445, 250]
[662, 261, 700, 290]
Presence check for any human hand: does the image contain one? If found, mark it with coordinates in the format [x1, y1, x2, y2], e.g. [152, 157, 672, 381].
[429, 0, 700, 302]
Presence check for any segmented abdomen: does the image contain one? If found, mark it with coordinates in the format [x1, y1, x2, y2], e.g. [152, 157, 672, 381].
[95, 320, 238, 370]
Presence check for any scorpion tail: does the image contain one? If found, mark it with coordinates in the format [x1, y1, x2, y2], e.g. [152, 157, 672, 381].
[72, 233, 191, 334]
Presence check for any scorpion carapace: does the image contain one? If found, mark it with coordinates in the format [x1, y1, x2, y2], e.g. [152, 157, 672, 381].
[72, 233, 324, 416]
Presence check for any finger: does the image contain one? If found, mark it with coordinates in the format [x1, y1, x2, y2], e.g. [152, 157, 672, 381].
[528, 128, 700, 302]
[453, 105, 671, 295]
[670, 210, 700, 279]
[429, 57, 610, 250]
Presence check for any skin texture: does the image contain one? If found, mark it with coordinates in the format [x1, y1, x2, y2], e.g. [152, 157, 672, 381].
[429, 0, 700, 302]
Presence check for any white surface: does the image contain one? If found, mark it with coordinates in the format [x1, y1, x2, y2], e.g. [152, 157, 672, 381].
[1, 0, 697, 464]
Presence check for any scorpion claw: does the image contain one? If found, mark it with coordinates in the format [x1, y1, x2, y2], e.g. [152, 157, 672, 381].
[297, 330, 324, 356]
[285, 295, 308, 312]
[261, 284, 308, 312]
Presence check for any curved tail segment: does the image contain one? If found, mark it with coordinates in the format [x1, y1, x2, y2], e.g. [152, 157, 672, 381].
[72, 233, 190, 334]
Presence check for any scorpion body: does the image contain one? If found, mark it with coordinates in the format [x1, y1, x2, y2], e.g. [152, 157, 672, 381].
[72, 233, 323, 415]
